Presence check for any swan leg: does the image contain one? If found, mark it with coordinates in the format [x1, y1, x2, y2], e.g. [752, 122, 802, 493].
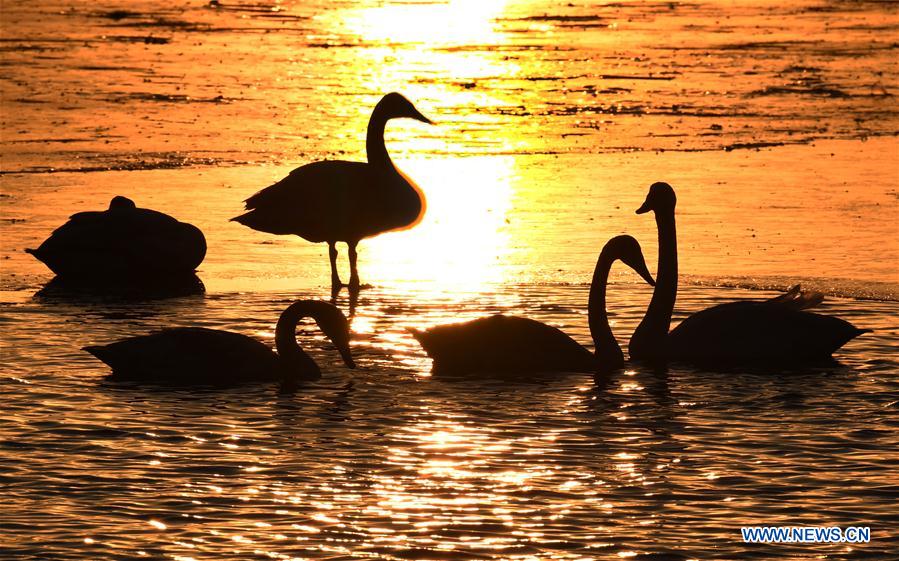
[328, 241, 341, 289]
[348, 241, 360, 290]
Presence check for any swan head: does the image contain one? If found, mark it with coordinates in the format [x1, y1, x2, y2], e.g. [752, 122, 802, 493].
[309, 301, 356, 368]
[636, 182, 676, 215]
[277, 301, 356, 375]
[310, 301, 356, 370]
[379, 92, 434, 125]
[605, 235, 655, 286]
[108, 195, 137, 210]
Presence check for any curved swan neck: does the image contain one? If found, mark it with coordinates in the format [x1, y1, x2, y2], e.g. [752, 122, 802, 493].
[366, 106, 394, 170]
[275, 302, 321, 379]
[589, 248, 624, 367]
[365, 103, 426, 229]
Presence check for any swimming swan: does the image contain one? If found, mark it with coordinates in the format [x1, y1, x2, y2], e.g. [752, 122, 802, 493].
[411, 235, 655, 375]
[232, 92, 433, 291]
[629, 181, 868, 365]
[84, 300, 355, 388]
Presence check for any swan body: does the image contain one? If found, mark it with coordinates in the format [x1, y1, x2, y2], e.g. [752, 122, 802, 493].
[26, 196, 206, 280]
[667, 290, 868, 364]
[630, 181, 868, 365]
[412, 315, 596, 375]
[84, 300, 354, 387]
[232, 92, 433, 290]
[411, 235, 656, 375]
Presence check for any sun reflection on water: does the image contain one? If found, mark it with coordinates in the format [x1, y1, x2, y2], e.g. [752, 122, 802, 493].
[364, 155, 516, 293]
[332, 0, 510, 47]
[332, 3, 526, 296]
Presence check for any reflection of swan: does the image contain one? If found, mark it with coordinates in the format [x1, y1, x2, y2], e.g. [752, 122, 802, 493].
[35, 273, 205, 300]
[232, 92, 433, 291]
[84, 300, 355, 389]
[27, 196, 206, 280]
[411, 235, 655, 375]
[629, 182, 869, 365]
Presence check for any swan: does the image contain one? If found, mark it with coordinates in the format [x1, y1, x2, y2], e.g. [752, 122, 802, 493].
[83, 300, 355, 389]
[410, 235, 656, 375]
[629, 181, 869, 365]
[26, 195, 206, 280]
[232, 92, 433, 291]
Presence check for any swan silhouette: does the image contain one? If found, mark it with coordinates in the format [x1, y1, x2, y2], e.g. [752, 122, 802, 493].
[232, 92, 433, 292]
[411, 235, 656, 375]
[27, 196, 206, 280]
[84, 300, 355, 389]
[629, 182, 869, 365]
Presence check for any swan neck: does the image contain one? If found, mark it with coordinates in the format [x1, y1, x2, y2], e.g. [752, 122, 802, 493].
[649, 209, 678, 329]
[632, 208, 678, 358]
[365, 107, 425, 229]
[366, 109, 394, 170]
[365, 103, 425, 229]
[275, 304, 320, 379]
[588, 249, 623, 367]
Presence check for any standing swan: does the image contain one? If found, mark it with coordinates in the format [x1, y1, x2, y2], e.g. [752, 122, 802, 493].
[232, 93, 433, 292]
[411, 235, 656, 375]
[629, 182, 869, 365]
[84, 300, 355, 389]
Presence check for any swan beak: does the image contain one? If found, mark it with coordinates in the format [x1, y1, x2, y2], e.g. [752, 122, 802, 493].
[634, 261, 656, 287]
[636, 200, 652, 214]
[410, 107, 434, 125]
[338, 344, 356, 369]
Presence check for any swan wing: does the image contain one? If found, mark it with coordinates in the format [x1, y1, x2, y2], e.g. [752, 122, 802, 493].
[763, 284, 824, 310]
[234, 160, 387, 242]
[242, 160, 369, 208]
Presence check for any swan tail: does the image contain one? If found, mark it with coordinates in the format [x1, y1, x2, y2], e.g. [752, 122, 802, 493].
[407, 327, 426, 343]
[83, 345, 113, 366]
[230, 209, 298, 235]
[231, 209, 266, 230]
[407, 327, 436, 355]
[25, 247, 47, 261]
[822, 325, 871, 357]
[230, 211, 252, 224]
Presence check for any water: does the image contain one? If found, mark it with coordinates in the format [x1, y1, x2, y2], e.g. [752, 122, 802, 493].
[3, 285, 898, 560]
[2, 0, 898, 559]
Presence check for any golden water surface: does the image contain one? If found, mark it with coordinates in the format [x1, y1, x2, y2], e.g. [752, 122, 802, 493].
[2, 1, 898, 559]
